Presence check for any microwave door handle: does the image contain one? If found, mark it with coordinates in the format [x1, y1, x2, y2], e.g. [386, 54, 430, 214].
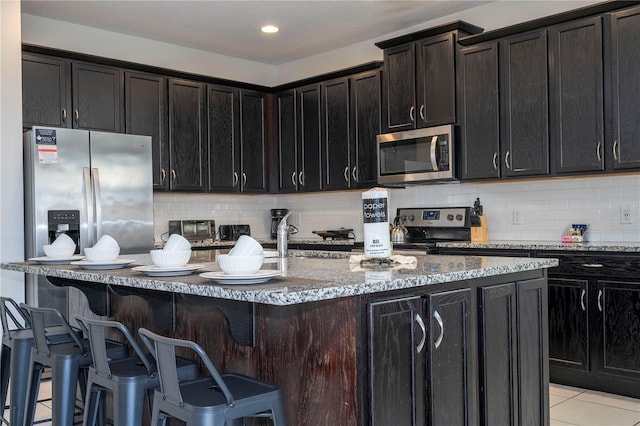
[83, 167, 95, 249]
[92, 168, 103, 241]
[429, 136, 438, 170]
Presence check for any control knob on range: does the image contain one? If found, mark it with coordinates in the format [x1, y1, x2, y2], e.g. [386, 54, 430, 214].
[456, 214, 463, 221]
[447, 214, 454, 221]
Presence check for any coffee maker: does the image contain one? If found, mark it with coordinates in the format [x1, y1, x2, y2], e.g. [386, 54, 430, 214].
[270, 209, 288, 239]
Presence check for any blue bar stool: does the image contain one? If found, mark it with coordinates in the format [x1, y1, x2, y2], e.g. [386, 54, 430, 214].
[76, 316, 200, 426]
[0, 297, 73, 425]
[19, 304, 128, 426]
[139, 328, 287, 426]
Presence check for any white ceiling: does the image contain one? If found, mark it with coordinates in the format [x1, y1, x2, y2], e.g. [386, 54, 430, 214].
[21, 1, 491, 65]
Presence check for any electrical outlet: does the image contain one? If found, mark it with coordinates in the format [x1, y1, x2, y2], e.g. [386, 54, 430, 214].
[620, 206, 633, 224]
[513, 208, 523, 225]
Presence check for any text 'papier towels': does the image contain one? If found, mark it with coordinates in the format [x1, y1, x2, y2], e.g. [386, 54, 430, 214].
[362, 188, 391, 258]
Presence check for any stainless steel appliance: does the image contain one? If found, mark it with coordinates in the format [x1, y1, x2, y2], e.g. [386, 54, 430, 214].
[219, 224, 251, 241]
[24, 126, 154, 314]
[168, 220, 215, 241]
[393, 207, 476, 253]
[377, 124, 456, 186]
[270, 209, 288, 239]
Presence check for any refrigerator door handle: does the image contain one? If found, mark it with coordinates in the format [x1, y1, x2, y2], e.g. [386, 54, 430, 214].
[83, 167, 95, 249]
[92, 168, 103, 241]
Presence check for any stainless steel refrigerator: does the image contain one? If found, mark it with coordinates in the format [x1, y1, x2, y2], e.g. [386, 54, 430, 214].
[23, 126, 154, 314]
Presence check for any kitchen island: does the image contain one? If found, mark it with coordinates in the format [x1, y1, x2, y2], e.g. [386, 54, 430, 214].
[3, 252, 557, 425]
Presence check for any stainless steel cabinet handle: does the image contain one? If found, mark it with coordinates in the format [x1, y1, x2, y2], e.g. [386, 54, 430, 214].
[434, 310, 444, 349]
[419, 105, 426, 121]
[598, 290, 603, 312]
[613, 140, 619, 161]
[92, 168, 103, 240]
[242, 172, 247, 186]
[74, 108, 79, 125]
[409, 106, 415, 121]
[343, 166, 349, 182]
[291, 171, 297, 186]
[580, 289, 586, 312]
[233, 172, 238, 187]
[352, 166, 357, 182]
[62, 108, 67, 124]
[492, 152, 498, 171]
[161, 168, 166, 183]
[83, 167, 95, 248]
[596, 141, 602, 162]
[415, 313, 426, 354]
[170, 169, 176, 181]
[505, 151, 511, 170]
[299, 171, 304, 187]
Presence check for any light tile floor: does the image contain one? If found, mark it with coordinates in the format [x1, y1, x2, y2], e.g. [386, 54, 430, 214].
[550, 383, 640, 426]
[5, 381, 640, 425]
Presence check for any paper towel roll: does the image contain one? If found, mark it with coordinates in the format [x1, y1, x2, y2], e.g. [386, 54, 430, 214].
[362, 188, 391, 258]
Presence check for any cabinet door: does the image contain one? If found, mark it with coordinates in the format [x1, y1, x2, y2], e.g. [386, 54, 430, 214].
[607, 7, 640, 170]
[322, 77, 350, 190]
[547, 278, 589, 371]
[277, 90, 298, 192]
[168, 79, 207, 191]
[416, 33, 456, 128]
[208, 84, 240, 192]
[22, 53, 71, 129]
[369, 296, 425, 426]
[478, 283, 518, 426]
[426, 288, 473, 426]
[350, 70, 381, 188]
[297, 85, 322, 192]
[125, 72, 168, 191]
[549, 17, 604, 174]
[594, 281, 640, 378]
[517, 278, 549, 426]
[500, 30, 550, 177]
[458, 42, 500, 180]
[382, 42, 416, 132]
[239, 90, 267, 193]
[71, 62, 123, 132]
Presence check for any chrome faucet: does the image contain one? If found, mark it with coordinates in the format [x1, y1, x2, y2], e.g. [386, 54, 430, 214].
[276, 211, 294, 257]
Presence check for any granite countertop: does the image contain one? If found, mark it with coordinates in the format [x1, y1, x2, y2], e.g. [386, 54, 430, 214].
[2, 251, 557, 306]
[437, 240, 640, 252]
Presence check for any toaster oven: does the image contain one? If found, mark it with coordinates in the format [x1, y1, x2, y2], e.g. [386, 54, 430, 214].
[168, 220, 215, 240]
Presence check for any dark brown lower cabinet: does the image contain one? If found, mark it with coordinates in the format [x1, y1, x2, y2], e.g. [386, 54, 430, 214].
[368, 275, 548, 426]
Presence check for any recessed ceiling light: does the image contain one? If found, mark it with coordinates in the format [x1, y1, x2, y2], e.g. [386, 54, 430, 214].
[261, 25, 279, 34]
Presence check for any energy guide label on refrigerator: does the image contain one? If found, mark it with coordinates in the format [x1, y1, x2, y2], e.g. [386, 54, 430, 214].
[35, 129, 58, 164]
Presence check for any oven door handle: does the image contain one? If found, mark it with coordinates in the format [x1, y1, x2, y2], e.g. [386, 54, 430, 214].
[429, 136, 438, 171]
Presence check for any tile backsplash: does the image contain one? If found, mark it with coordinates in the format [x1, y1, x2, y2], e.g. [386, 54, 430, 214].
[153, 174, 640, 243]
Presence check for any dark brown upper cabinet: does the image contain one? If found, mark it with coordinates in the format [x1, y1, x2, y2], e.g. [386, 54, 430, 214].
[22, 53, 71, 129]
[208, 84, 240, 192]
[381, 34, 456, 133]
[605, 6, 640, 171]
[71, 62, 124, 132]
[239, 90, 268, 193]
[125, 72, 168, 191]
[457, 41, 500, 180]
[499, 30, 550, 178]
[276, 90, 298, 193]
[168, 78, 207, 191]
[549, 16, 605, 174]
[321, 77, 351, 191]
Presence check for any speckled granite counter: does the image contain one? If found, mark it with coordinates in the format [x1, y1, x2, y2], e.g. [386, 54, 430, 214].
[1, 252, 557, 306]
[437, 240, 640, 252]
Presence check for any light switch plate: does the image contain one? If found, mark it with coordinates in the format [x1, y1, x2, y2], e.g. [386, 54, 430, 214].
[513, 208, 523, 225]
[620, 206, 633, 224]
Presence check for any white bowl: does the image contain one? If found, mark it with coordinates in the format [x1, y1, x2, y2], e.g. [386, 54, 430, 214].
[228, 235, 263, 256]
[93, 234, 119, 249]
[84, 246, 120, 262]
[43, 244, 76, 258]
[150, 249, 191, 268]
[52, 233, 75, 248]
[217, 254, 264, 275]
[163, 234, 191, 252]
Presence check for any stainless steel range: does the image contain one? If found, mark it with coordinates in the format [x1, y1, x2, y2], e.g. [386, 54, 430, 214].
[393, 207, 477, 253]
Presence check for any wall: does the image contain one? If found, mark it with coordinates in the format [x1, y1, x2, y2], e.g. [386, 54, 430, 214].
[0, 0, 25, 301]
[154, 174, 640, 243]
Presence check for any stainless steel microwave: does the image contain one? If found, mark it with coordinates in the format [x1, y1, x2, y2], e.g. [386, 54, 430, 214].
[376, 124, 456, 186]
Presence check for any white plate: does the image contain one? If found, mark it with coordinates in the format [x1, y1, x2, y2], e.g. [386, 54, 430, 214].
[200, 270, 282, 285]
[132, 264, 205, 277]
[70, 259, 136, 270]
[29, 255, 84, 264]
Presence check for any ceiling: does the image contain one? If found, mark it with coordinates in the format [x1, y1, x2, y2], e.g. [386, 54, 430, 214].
[21, 1, 491, 65]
